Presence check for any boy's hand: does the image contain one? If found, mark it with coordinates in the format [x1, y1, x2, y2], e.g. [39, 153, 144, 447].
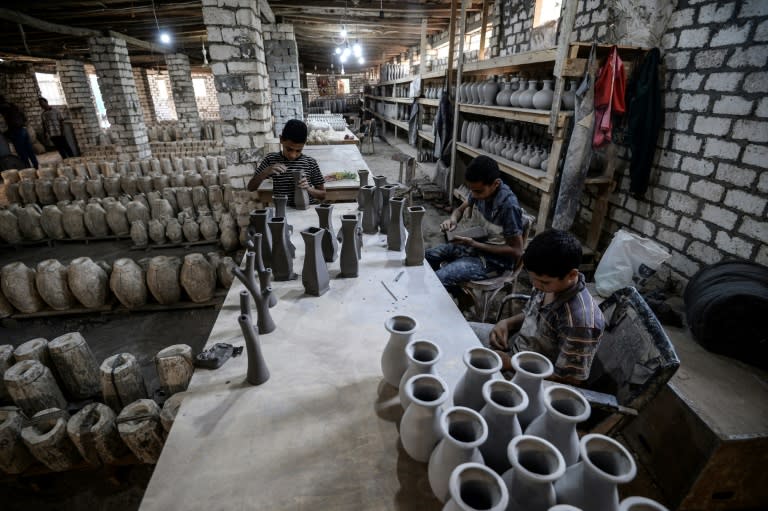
[297, 177, 311, 189]
[440, 218, 457, 232]
[489, 321, 510, 351]
[269, 163, 287, 176]
[449, 235, 474, 247]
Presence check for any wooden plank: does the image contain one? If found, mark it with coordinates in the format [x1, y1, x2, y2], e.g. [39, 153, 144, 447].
[459, 103, 572, 127]
[446, 0, 458, 94]
[418, 98, 440, 107]
[419, 18, 428, 75]
[456, 142, 552, 191]
[478, 0, 488, 61]
[548, 0, 579, 135]
[418, 130, 435, 143]
[258, 0, 275, 23]
[0, 8, 99, 38]
[462, 48, 558, 72]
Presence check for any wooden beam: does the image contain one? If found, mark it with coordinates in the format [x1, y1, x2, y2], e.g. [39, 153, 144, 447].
[419, 18, 428, 74]
[0, 8, 99, 38]
[446, 0, 457, 93]
[478, 0, 488, 61]
[549, 0, 578, 135]
[259, 0, 275, 24]
[106, 31, 171, 55]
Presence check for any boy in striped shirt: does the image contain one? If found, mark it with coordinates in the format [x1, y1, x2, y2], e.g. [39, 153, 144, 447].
[247, 119, 326, 206]
[473, 229, 605, 384]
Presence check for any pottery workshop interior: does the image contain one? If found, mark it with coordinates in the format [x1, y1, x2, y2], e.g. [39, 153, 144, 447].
[0, 0, 766, 510]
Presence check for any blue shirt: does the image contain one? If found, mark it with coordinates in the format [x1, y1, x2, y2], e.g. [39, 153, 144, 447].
[468, 182, 524, 239]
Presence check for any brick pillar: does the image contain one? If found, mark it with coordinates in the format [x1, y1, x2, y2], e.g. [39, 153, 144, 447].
[264, 24, 303, 137]
[88, 36, 151, 160]
[203, 0, 273, 186]
[1, 64, 44, 137]
[56, 59, 102, 147]
[165, 53, 202, 136]
[132, 66, 156, 124]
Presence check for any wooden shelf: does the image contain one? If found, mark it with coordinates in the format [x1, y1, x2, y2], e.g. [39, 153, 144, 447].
[456, 142, 552, 191]
[418, 98, 440, 107]
[364, 95, 412, 104]
[462, 48, 558, 73]
[421, 69, 454, 79]
[378, 76, 414, 86]
[418, 130, 434, 143]
[370, 111, 409, 130]
[459, 103, 572, 127]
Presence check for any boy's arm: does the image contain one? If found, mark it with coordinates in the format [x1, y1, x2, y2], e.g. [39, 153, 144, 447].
[451, 233, 523, 260]
[247, 156, 284, 191]
[440, 200, 470, 232]
[304, 160, 326, 201]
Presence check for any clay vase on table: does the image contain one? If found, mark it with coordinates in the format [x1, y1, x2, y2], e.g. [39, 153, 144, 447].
[444, 462, 509, 511]
[267, 217, 296, 281]
[372, 174, 388, 214]
[315, 203, 339, 262]
[292, 169, 310, 210]
[238, 314, 270, 385]
[359, 185, 378, 234]
[428, 406, 488, 503]
[404, 206, 426, 266]
[300, 227, 330, 296]
[398, 339, 442, 409]
[399, 373, 450, 463]
[273, 194, 288, 219]
[380, 314, 418, 388]
[356, 169, 369, 210]
[234, 252, 276, 335]
[554, 434, 638, 511]
[338, 214, 362, 278]
[479, 379, 529, 475]
[525, 384, 591, 466]
[387, 197, 408, 252]
[258, 268, 277, 308]
[511, 351, 554, 430]
[453, 347, 502, 412]
[248, 209, 272, 268]
[501, 435, 566, 511]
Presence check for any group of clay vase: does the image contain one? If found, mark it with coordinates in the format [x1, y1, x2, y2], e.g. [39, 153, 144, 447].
[356, 170, 425, 266]
[459, 75, 578, 111]
[379, 319, 667, 511]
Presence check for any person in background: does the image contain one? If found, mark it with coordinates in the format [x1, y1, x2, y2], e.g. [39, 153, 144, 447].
[39, 97, 74, 159]
[0, 94, 38, 169]
[471, 229, 606, 385]
[247, 119, 326, 207]
[426, 155, 525, 298]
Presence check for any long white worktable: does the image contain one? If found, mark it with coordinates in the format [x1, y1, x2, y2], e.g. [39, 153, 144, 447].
[139, 203, 483, 511]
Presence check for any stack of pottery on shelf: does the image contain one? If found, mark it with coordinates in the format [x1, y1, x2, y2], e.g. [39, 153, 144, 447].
[378, 320, 669, 511]
[458, 74, 574, 111]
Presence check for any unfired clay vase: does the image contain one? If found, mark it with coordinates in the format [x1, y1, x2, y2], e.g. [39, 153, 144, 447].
[525, 384, 591, 466]
[339, 214, 361, 278]
[300, 227, 330, 296]
[400, 374, 450, 463]
[428, 406, 488, 503]
[35, 259, 76, 311]
[453, 347, 502, 411]
[380, 315, 418, 388]
[180, 253, 216, 303]
[238, 314, 270, 385]
[248, 209, 273, 268]
[404, 206, 426, 266]
[532, 79, 555, 110]
[619, 496, 669, 511]
[501, 435, 566, 511]
[398, 339, 442, 410]
[268, 217, 296, 281]
[554, 434, 638, 511]
[292, 169, 310, 210]
[233, 252, 276, 335]
[387, 197, 408, 252]
[356, 169, 369, 210]
[479, 379, 529, 475]
[511, 351, 554, 430]
[359, 185, 378, 234]
[2, 262, 45, 313]
[110, 258, 147, 309]
[315, 203, 339, 262]
[444, 462, 509, 511]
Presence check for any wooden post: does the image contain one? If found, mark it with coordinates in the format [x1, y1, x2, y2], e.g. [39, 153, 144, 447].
[479, 0, 489, 61]
[447, 0, 470, 208]
[548, 0, 579, 135]
[420, 18, 428, 75]
[446, 0, 458, 94]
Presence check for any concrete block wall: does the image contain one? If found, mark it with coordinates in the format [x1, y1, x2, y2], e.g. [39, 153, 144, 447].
[191, 71, 221, 120]
[203, 0, 273, 188]
[0, 65, 44, 139]
[132, 66, 156, 124]
[88, 36, 151, 160]
[306, 73, 369, 103]
[166, 53, 202, 136]
[146, 69, 178, 121]
[264, 24, 302, 137]
[56, 59, 102, 147]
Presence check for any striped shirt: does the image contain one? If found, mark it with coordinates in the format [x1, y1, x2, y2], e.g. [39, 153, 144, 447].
[255, 152, 325, 207]
[514, 273, 605, 380]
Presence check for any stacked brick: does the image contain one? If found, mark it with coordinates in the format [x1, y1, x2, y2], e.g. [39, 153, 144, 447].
[306, 74, 369, 104]
[88, 37, 151, 160]
[203, 0, 273, 185]
[146, 69, 177, 121]
[165, 53, 202, 136]
[264, 24, 303, 137]
[56, 60, 102, 148]
[495, 0, 533, 56]
[191, 72, 221, 120]
[132, 67, 157, 124]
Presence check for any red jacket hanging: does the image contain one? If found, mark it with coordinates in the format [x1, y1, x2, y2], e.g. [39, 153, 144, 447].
[593, 46, 626, 148]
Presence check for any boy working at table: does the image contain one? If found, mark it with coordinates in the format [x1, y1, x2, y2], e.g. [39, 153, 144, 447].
[247, 119, 326, 206]
[472, 229, 606, 385]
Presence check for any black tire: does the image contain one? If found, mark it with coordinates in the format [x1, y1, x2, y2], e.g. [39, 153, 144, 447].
[684, 260, 768, 369]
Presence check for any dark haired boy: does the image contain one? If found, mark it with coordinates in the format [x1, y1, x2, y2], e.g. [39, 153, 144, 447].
[473, 229, 605, 384]
[426, 155, 525, 296]
[247, 119, 326, 206]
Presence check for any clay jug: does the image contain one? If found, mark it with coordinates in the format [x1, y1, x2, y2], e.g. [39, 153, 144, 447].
[470, 122, 482, 148]
[479, 379, 529, 474]
[511, 351, 554, 430]
[501, 435, 566, 511]
[398, 339, 442, 409]
[315, 203, 339, 262]
[562, 79, 578, 110]
[554, 434, 638, 511]
[338, 214, 361, 278]
[399, 373, 450, 463]
[444, 462, 509, 511]
[300, 227, 330, 296]
[380, 315, 418, 388]
[533, 79, 555, 110]
[453, 347, 502, 411]
[518, 80, 538, 109]
[525, 384, 591, 466]
[428, 406, 488, 502]
[496, 79, 512, 107]
[483, 75, 500, 105]
[404, 206, 426, 266]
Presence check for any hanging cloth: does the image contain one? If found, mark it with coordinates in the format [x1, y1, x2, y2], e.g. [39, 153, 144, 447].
[408, 98, 420, 146]
[434, 91, 453, 163]
[592, 45, 626, 148]
[625, 48, 662, 197]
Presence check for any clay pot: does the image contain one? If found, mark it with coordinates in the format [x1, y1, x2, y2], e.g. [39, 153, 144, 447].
[525, 384, 591, 466]
[479, 379, 529, 474]
[532, 79, 555, 110]
[501, 435, 566, 511]
[147, 256, 182, 305]
[453, 347, 503, 411]
[380, 315, 418, 388]
[2, 262, 45, 313]
[399, 373, 450, 462]
[511, 351, 554, 430]
[36, 259, 76, 311]
[398, 339, 442, 410]
[110, 258, 147, 309]
[444, 462, 509, 511]
[67, 257, 108, 308]
[180, 253, 216, 303]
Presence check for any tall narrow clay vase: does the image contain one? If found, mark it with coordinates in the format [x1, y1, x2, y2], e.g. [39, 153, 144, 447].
[292, 169, 310, 210]
[479, 379, 529, 475]
[428, 406, 488, 503]
[356, 169, 369, 210]
[300, 227, 330, 296]
[359, 185, 378, 234]
[444, 462, 509, 511]
[248, 209, 272, 268]
[339, 214, 361, 278]
[273, 194, 288, 218]
[511, 351, 554, 430]
[525, 384, 591, 466]
[501, 435, 566, 511]
[387, 197, 408, 251]
[315, 203, 339, 262]
[258, 268, 278, 308]
[404, 206, 426, 266]
[237, 314, 270, 385]
[399, 339, 442, 409]
[453, 347, 502, 411]
[232, 252, 276, 334]
[554, 434, 638, 511]
[380, 315, 418, 388]
[267, 217, 296, 281]
[378, 184, 397, 235]
[372, 175, 388, 215]
[399, 373, 450, 463]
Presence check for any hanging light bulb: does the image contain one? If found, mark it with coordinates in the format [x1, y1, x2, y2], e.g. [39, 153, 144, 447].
[340, 53, 348, 64]
[358, 57, 365, 65]
[341, 64, 345, 75]
[340, 25, 347, 38]
[353, 41, 362, 58]
[159, 31, 172, 44]
[335, 47, 342, 55]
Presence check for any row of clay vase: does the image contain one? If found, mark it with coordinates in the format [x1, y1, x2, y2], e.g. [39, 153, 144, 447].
[356, 170, 424, 266]
[481, 136, 551, 172]
[381, 63, 410, 82]
[380, 317, 664, 511]
[459, 76, 577, 111]
[424, 87, 444, 100]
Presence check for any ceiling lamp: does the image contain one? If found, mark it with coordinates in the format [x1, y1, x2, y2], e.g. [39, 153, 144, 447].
[159, 32, 172, 44]
[340, 25, 347, 38]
